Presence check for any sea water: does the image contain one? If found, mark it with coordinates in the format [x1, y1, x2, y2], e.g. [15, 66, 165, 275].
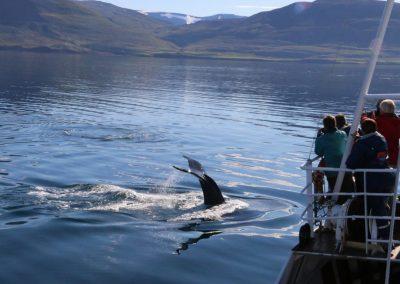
[0, 52, 399, 283]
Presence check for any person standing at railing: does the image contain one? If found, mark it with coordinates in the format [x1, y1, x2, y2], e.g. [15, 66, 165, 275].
[375, 99, 400, 167]
[346, 118, 396, 240]
[335, 114, 351, 136]
[365, 99, 384, 120]
[315, 115, 354, 203]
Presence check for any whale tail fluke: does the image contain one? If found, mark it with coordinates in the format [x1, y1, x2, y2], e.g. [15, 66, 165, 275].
[174, 156, 225, 207]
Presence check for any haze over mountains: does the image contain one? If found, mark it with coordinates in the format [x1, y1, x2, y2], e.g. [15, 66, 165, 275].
[1, 0, 400, 62]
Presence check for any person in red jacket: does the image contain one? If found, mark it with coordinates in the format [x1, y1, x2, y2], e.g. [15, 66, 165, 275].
[375, 99, 400, 167]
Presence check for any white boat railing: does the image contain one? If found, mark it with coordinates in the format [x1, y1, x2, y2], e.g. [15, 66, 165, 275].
[299, 151, 400, 284]
[279, 1, 399, 283]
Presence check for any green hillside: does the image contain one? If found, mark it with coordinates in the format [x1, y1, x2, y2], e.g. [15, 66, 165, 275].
[0, 0, 176, 54]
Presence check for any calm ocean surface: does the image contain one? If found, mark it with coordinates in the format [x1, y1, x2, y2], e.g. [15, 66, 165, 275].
[0, 52, 399, 283]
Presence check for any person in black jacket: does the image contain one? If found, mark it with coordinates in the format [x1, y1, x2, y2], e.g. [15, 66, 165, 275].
[346, 119, 396, 240]
[364, 99, 384, 120]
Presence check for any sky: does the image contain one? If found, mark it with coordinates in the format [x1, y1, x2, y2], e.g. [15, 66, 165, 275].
[101, 0, 298, 16]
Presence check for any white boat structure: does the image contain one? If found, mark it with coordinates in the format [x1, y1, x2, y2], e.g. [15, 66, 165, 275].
[278, 1, 400, 283]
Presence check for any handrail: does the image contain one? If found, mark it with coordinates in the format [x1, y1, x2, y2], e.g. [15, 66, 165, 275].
[367, 93, 400, 100]
[304, 192, 396, 197]
[300, 183, 312, 194]
[306, 167, 397, 173]
[301, 157, 398, 173]
[300, 156, 321, 169]
[300, 213, 400, 222]
[300, 154, 400, 280]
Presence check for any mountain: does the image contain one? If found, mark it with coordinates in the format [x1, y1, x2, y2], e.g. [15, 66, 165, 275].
[163, 0, 400, 61]
[143, 12, 245, 26]
[0, 0, 176, 54]
[1, 0, 400, 62]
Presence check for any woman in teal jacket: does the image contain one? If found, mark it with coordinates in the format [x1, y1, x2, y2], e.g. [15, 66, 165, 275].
[315, 115, 353, 200]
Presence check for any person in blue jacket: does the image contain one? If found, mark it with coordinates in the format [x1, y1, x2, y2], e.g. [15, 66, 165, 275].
[346, 118, 396, 240]
[315, 115, 352, 199]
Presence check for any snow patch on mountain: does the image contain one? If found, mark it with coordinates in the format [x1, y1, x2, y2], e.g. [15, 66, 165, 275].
[159, 13, 201, 25]
[143, 12, 245, 26]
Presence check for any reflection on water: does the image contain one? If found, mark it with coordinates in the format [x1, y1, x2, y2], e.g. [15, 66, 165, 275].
[0, 52, 400, 283]
[176, 225, 222, 255]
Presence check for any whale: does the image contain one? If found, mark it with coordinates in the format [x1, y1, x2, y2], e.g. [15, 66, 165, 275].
[173, 156, 225, 207]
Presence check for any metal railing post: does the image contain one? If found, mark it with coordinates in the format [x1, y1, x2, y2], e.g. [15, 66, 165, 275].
[363, 172, 369, 255]
[306, 159, 314, 236]
[384, 145, 400, 284]
[300, 155, 400, 281]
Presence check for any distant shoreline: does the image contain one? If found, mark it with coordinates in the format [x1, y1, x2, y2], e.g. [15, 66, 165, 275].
[1, 48, 400, 65]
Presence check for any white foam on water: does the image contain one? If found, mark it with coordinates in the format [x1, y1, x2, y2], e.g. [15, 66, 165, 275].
[28, 184, 249, 222]
[170, 199, 249, 222]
